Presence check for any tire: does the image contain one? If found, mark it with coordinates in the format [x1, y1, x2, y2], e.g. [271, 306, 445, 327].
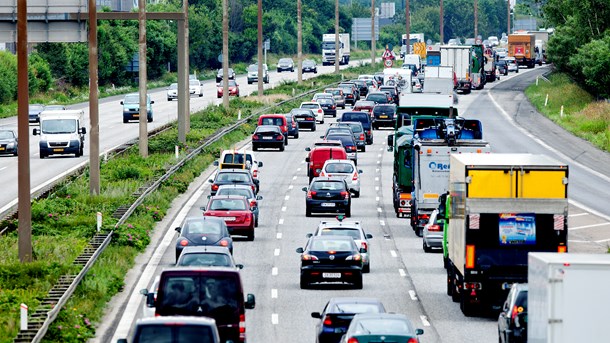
[416, 227, 423, 237]
[255, 217, 259, 228]
[247, 230, 255, 241]
[423, 240, 432, 253]
[311, 125, 316, 132]
[362, 145, 366, 152]
[516, 69, 519, 73]
[305, 206, 312, 217]
[363, 263, 370, 273]
[40, 153, 46, 159]
[148, 117, 153, 123]
[199, 93, 203, 97]
[295, 133, 299, 139]
[300, 275, 309, 289]
[353, 275, 363, 289]
[279, 144, 285, 152]
[284, 138, 288, 145]
[167, 98, 171, 101]
[353, 190, 360, 198]
[446, 272, 453, 296]
[248, 80, 252, 84]
[252, 145, 258, 151]
[123, 118, 128, 123]
[460, 290, 477, 317]
[345, 206, 351, 217]
[321, 120, 325, 124]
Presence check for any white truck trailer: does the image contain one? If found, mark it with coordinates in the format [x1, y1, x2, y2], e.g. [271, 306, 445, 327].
[423, 66, 455, 94]
[528, 253, 610, 343]
[322, 33, 350, 66]
[440, 45, 472, 94]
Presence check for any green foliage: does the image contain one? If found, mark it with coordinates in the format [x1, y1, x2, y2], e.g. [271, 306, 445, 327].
[0, 51, 17, 103]
[28, 53, 53, 94]
[568, 33, 610, 98]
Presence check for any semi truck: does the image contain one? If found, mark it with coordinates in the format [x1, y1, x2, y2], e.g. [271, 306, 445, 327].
[445, 154, 569, 316]
[528, 253, 610, 343]
[32, 110, 87, 158]
[508, 34, 536, 68]
[322, 33, 350, 66]
[440, 45, 473, 94]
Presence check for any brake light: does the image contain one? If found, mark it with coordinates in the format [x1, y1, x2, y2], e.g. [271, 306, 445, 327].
[428, 224, 442, 232]
[302, 254, 319, 261]
[466, 245, 475, 269]
[276, 135, 284, 140]
[323, 315, 332, 326]
[251, 185, 256, 192]
[319, 171, 326, 177]
[366, 130, 371, 135]
[558, 245, 567, 253]
[346, 254, 362, 261]
[418, 213, 430, 220]
[220, 239, 229, 247]
[292, 122, 296, 128]
[211, 184, 219, 191]
[352, 172, 358, 181]
[281, 126, 287, 132]
[307, 190, 317, 199]
[239, 314, 246, 341]
[244, 214, 251, 224]
[252, 134, 259, 140]
[407, 338, 418, 343]
[347, 338, 359, 343]
[359, 133, 365, 141]
[340, 191, 349, 199]
[361, 241, 367, 251]
[250, 200, 257, 208]
[332, 105, 336, 109]
[180, 239, 188, 246]
[252, 169, 258, 178]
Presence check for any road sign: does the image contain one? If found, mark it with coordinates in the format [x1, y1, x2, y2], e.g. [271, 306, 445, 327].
[384, 59, 393, 68]
[264, 39, 270, 50]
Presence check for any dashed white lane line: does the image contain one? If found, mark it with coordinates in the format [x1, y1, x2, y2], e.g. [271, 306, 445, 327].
[272, 267, 278, 276]
[380, 220, 385, 226]
[377, 154, 381, 157]
[274, 248, 280, 256]
[297, 167, 301, 171]
[390, 250, 397, 257]
[375, 186, 379, 191]
[420, 315, 431, 326]
[375, 196, 379, 202]
[398, 269, 406, 277]
[301, 160, 305, 164]
[272, 313, 279, 325]
[376, 160, 380, 164]
[0, 167, 7, 172]
[376, 168, 379, 172]
[276, 232, 283, 239]
[379, 147, 383, 151]
[281, 206, 287, 212]
[278, 218, 284, 225]
[292, 176, 297, 180]
[285, 195, 290, 200]
[271, 289, 278, 299]
[409, 290, 418, 301]
[595, 238, 610, 243]
[375, 177, 379, 181]
[568, 212, 589, 217]
[570, 222, 610, 230]
[377, 207, 382, 213]
[288, 185, 293, 190]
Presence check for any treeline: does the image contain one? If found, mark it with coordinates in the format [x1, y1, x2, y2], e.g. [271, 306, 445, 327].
[543, 0, 610, 98]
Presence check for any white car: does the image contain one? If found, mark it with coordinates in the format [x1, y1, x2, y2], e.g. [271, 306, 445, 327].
[189, 79, 203, 97]
[166, 83, 178, 101]
[318, 159, 362, 197]
[300, 102, 325, 124]
[247, 63, 269, 84]
[141, 276, 159, 318]
[358, 74, 375, 81]
[423, 209, 444, 252]
[504, 57, 519, 73]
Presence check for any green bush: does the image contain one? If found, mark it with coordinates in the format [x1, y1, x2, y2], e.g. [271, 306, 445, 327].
[0, 51, 17, 103]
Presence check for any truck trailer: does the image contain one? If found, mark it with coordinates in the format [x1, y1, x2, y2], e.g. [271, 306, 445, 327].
[508, 34, 536, 68]
[440, 45, 472, 94]
[445, 154, 569, 316]
[322, 33, 350, 66]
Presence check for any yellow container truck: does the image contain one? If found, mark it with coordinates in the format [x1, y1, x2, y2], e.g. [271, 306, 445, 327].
[508, 34, 536, 68]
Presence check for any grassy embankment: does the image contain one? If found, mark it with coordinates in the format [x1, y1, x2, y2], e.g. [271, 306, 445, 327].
[525, 73, 610, 152]
[0, 63, 378, 342]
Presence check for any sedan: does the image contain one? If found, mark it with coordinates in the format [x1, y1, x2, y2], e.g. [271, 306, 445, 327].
[0, 129, 18, 156]
[352, 100, 375, 115]
[290, 108, 317, 131]
[302, 177, 351, 217]
[166, 83, 178, 101]
[334, 121, 366, 152]
[496, 59, 509, 76]
[319, 159, 363, 198]
[29, 104, 45, 123]
[217, 79, 240, 98]
[311, 298, 385, 343]
[300, 102, 325, 123]
[252, 125, 286, 151]
[203, 195, 255, 240]
[422, 209, 445, 253]
[365, 91, 391, 105]
[317, 98, 337, 117]
[296, 235, 364, 289]
[216, 67, 236, 82]
[189, 79, 203, 97]
[277, 58, 295, 72]
[208, 169, 258, 196]
[505, 57, 519, 73]
[324, 88, 346, 109]
[325, 133, 358, 165]
[175, 246, 242, 269]
[340, 313, 424, 343]
[498, 283, 528, 343]
[215, 184, 262, 227]
[302, 59, 318, 73]
[174, 216, 233, 261]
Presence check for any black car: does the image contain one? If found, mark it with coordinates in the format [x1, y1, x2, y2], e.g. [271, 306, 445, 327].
[338, 84, 357, 105]
[498, 283, 528, 343]
[338, 112, 373, 145]
[371, 104, 397, 129]
[311, 298, 386, 343]
[323, 127, 352, 139]
[290, 108, 317, 131]
[0, 129, 18, 156]
[208, 169, 258, 196]
[317, 98, 337, 117]
[296, 235, 364, 289]
[379, 86, 399, 104]
[302, 59, 318, 73]
[495, 59, 509, 76]
[340, 82, 361, 100]
[285, 114, 300, 138]
[251, 125, 286, 152]
[302, 177, 351, 217]
[216, 67, 236, 82]
[175, 216, 233, 261]
[373, 72, 384, 86]
[277, 58, 295, 72]
[325, 133, 358, 165]
[365, 91, 391, 105]
[29, 104, 45, 123]
[349, 79, 369, 97]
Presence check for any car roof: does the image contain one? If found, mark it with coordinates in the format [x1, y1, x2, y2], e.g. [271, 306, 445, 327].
[328, 297, 383, 305]
[311, 176, 347, 183]
[217, 184, 254, 190]
[310, 234, 354, 241]
[135, 316, 217, 326]
[256, 125, 281, 130]
[180, 246, 232, 254]
[161, 266, 240, 274]
[218, 168, 250, 173]
[209, 195, 248, 200]
[323, 159, 355, 165]
[183, 216, 224, 224]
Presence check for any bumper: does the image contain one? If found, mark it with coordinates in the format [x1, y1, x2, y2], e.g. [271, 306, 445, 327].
[167, 93, 177, 99]
[252, 141, 284, 149]
[123, 112, 152, 121]
[300, 265, 362, 284]
[373, 118, 395, 127]
[40, 140, 81, 156]
[346, 152, 357, 161]
[226, 223, 254, 236]
[277, 67, 293, 72]
[0, 146, 17, 155]
[306, 200, 350, 214]
[287, 128, 299, 137]
[296, 119, 316, 128]
[423, 233, 443, 247]
[302, 68, 317, 73]
[322, 109, 336, 116]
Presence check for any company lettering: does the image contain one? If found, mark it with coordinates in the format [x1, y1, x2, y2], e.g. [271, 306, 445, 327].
[428, 161, 450, 171]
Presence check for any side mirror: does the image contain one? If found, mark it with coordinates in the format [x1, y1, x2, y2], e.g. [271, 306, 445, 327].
[213, 161, 219, 166]
[120, 101, 124, 105]
[236, 264, 244, 270]
[117, 339, 128, 343]
[256, 195, 263, 200]
[245, 294, 255, 309]
[305, 147, 311, 152]
[32, 128, 39, 136]
[175, 227, 182, 233]
[150, 101, 155, 104]
[358, 170, 363, 174]
[319, 136, 324, 139]
[80, 127, 87, 134]
[207, 195, 211, 199]
[139, 288, 148, 296]
[311, 312, 322, 319]
[145, 293, 155, 307]
[366, 233, 373, 239]
[387, 134, 394, 148]
[306, 233, 313, 238]
[258, 161, 263, 167]
[336, 118, 341, 122]
[296, 247, 304, 253]
[200, 206, 206, 211]
[301, 187, 308, 192]
[360, 247, 367, 253]
[305, 157, 310, 163]
[208, 179, 214, 183]
[416, 328, 424, 335]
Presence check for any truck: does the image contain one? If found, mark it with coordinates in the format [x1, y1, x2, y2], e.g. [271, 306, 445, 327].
[445, 154, 569, 316]
[527, 30, 550, 65]
[400, 33, 424, 58]
[422, 66, 455, 94]
[33, 110, 87, 158]
[508, 34, 536, 68]
[440, 45, 472, 94]
[426, 44, 441, 66]
[469, 44, 486, 89]
[322, 33, 350, 66]
[528, 253, 610, 343]
[402, 54, 422, 75]
[483, 46, 497, 82]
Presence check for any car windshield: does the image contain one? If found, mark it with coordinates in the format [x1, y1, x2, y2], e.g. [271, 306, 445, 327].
[344, 123, 362, 133]
[29, 105, 44, 111]
[216, 173, 249, 183]
[248, 65, 259, 72]
[178, 253, 233, 267]
[332, 303, 381, 313]
[324, 163, 354, 174]
[311, 181, 344, 191]
[301, 104, 319, 109]
[303, 61, 315, 66]
[135, 324, 215, 342]
[189, 80, 200, 86]
[279, 58, 292, 64]
[169, 83, 178, 90]
[184, 220, 223, 235]
[355, 318, 412, 334]
[41, 119, 77, 134]
[342, 113, 367, 122]
[123, 94, 143, 104]
[0, 131, 15, 139]
[209, 199, 246, 211]
[217, 188, 252, 198]
[310, 238, 354, 251]
[367, 94, 386, 101]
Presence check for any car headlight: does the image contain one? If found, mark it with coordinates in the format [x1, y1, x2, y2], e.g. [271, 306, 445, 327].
[7, 142, 15, 148]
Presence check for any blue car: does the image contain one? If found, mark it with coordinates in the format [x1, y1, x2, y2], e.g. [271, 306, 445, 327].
[285, 114, 300, 138]
[174, 216, 233, 261]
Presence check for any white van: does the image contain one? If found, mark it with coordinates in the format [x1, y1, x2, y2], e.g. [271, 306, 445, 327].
[33, 110, 86, 158]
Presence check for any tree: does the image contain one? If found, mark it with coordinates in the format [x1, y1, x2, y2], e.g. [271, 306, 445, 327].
[0, 51, 17, 103]
[569, 33, 610, 98]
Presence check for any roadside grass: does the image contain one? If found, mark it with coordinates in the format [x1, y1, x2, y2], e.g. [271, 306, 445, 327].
[525, 73, 610, 152]
[0, 64, 374, 342]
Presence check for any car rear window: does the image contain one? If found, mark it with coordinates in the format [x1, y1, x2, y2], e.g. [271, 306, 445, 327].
[515, 290, 528, 307]
[326, 135, 354, 146]
[320, 227, 359, 239]
[217, 173, 250, 182]
[209, 199, 246, 210]
[356, 318, 412, 334]
[184, 220, 223, 235]
[217, 188, 252, 198]
[256, 126, 281, 134]
[342, 113, 368, 122]
[260, 117, 284, 126]
[311, 181, 345, 191]
[310, 238, 354, 251]
[373, 106, 396, 114]
[324, 163, 354, 174]
[301, 104, 319, 109]
[178, 253, 233, 267]
[136, 325, 215, 343]
[331, 303, 382, 313]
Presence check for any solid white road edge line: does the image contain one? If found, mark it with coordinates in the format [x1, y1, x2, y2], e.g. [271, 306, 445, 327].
[568, 212, 589, 217]
[420, 315, 431, 326]
[398, 269, 406, 277]
[569, 222, 610, 231]
[390, 250, 397, 257]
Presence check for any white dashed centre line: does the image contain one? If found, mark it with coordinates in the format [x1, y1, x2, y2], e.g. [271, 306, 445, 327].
[376, 168, 380, 172]
[297, 167, 301, 172]
[276, 232, 283, 239]
[375, 186, 379, 191]
[281, 206, 287, 212]
[0, 167, 7, 172]
[285, 195, 290, 200]
[272, 267, 278, 276]
[377, 207, 382, 213]
[278, 218, 284, 225]
[390, 250, 397, 257]
[288, 185, 293, 190]
[409, 290, 418, 301]
[398, 269, 406, 277]
[272, 313, 279, 325]
[375, 196, 380, 202]
[376, 160, 380, 164]
[301, 160, 305, 164]
[380, 220, 385, 226]
[568, 212, 589, 217]
[292, 176, 297, 180]
[420, 315, 431, 326]
[271, 289, 278, 299]
[274, 248, 280, 256]
[375, 177, 379, 181]
[377, 154, 381, 157]
[379, 147, 383, 151]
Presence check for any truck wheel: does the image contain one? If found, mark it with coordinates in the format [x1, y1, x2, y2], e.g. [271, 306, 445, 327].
[447, 273, 453, 296]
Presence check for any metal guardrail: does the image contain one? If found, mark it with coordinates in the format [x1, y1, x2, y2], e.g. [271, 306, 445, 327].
[12, 78, 342, 342]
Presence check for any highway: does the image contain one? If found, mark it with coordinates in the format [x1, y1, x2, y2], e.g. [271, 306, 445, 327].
[95, 66, 610, 343]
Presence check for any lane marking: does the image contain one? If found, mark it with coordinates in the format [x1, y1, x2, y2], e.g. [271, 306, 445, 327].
[274, 248, 280, 256]
[292, 176, 297, 180]
[568, 213, 589, 217]
[288, 185, 293, 190]
[297, 167, 301, 171]
[376, 168, 380, 172]
[568, 239, 592, 243]
[276, 232, 283, 239]
[0, 167, 6, 172]
[271, 313, 279, 325]
[398, 269, 406, 277]
[278, 218, 284, 225]
[380, 220, 385, 226]
[375, 196, 379, 202]
[569, 222, 610, 231]
[420, 315, 431, 326]
[375, 177, 379, 181]
[301, 160, 305, 164]
[377, 154, 381, 157]
[271, 289, 278, 299]
[281, 206, 287, 212]
[409, 290, 418, 301]
[375, 186, 379, 191]
[272, 267, 278, 276]
[379, 147, 383, 151]
[595, 238, 610, 243]
[285, 195, 290, 200]
[376, 160, 380, 164]
[377, 207, 382, 213]
[390, 250, 397, 257]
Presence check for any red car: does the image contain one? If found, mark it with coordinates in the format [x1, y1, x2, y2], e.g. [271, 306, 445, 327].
[353, 100, 375, 115]
[217, 80, 240, 98]
[203, 195, 255, 241]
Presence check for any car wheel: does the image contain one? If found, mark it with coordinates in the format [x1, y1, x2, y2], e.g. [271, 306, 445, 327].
[39, 153, 46, 159]
[353, 275, 363, 289]
[255, 217, 259, 227]
[300, 275, 309, 289]
[423, 240, 432, 253]
[252, 145, 258, 151]
[284, 138, 288, 145]
[123, 118, 128, 123]
[362, 145, 366, 152]
[321, 119, 325, 124]
[363, 263, 370, 273]
[279, 144, 285, 152]
[460, 290, 478, 317]
[447, 272, 453, 296]
[353, 190, 360, 198]
[295, 133, 299, 139]
[13, 149, 18, 157]
[311, 125, 316, 132]
[416, 227, 423, 237]
[167, 98, 171, 101]
[199, 93, 203, 97]
[345, 206, 351, 217]
[148, 117, 153, 123]
[247, 230, 255, 241]
[305, 206, 312, 217]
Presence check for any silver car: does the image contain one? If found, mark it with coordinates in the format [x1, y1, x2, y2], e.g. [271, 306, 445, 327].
[308, 218, 373, 272]
[141, 276, 159, 318]
[166, 83, 178, 101]
[319, 159, 363, 198]
[324, 88, 346, 109]
[423, 209, 444, 252]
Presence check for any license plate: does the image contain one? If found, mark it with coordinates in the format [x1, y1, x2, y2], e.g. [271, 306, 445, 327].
[321, 203, 335, 207]
[53, 148, 64, 152]
[296, 118, 305, 121]
[0, 147, 4, 151]
[323, 273, 341, 278]
[262, 136, 273, 140]
[379, 115, 388, 118]
[223, 217, 236, 221]
[133, 114, 139, 117]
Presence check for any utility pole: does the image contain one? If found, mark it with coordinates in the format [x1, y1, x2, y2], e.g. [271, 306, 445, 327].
[371, 0, 375, 67]
[177, 0, 189, 143]
[474, 0, 478, 40]
[440, 0, 444, 44]
[17, 0, 32, 263]
[222, 0, 229, 108]
[297, 0, 302, 84]
[507, 0, 511, 35]
[334, 0, 339, 73]
[89, 0, 100, 195]
[138, 0, 148, 158]
[257, 0, 263, 98]
[405, 0, 410, 55]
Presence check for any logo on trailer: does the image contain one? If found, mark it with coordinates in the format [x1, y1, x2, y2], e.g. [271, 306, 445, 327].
[428, 161, 449, 171]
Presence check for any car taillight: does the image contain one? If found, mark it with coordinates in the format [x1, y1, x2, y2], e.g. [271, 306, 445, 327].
[352, 172, 358, 181]
[282, 126, 287, 132]
[251, 185, 256, 192]
[332, 105, 336, 109]
[319, 171, 326, 177]
[252, 134, 259, 140]
[302, 254, 319, 261]
[348, 145, 356, 152]
[292, 122, 296, 128]
[220, 239, 229, 247]
[340, 191, 349, 199]
[346, 254, 361, 261]
[361, 241, 367, 251]
[276, 135, 284, 140]
[250, 200, 257, 208]
[244, 214, 251, 224]
[347, 337, 359, 343]
[307, 117, 314, 121]
[211, 184, 219, 191]
[318, 109, 323, 114]
[366, 130, 371, 135]
[307, 190, 317, 199]
[428, 224, 442, 231]
[323, 315, 332, 326]
[252, 169, 258, 178]
[359, 133, 365, 141]
[239, 314, 246, 341]
[407, 338, 418, 343]
[180, 239, 188, 246]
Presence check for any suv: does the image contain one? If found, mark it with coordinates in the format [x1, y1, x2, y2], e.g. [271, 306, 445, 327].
[379, 85, 398, 104]
[258, 114, 289, 142]
[498, 283, 528, 343]
[371, 104, 397, 129]
[121, 93, 154, 123]
[247, 63, 269, 84]
[277, 58, 295, 72]
[318, 159, 363, 198]
[339, 112, 373, 145]
[334, 121, 366, 152]
[324, 88, 346, 109]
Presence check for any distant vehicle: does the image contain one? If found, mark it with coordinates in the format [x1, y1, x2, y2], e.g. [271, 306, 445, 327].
[422, 209, 444, 252]
[216, 67, 236, 82]
[447, 38, 462, 45]
[166, 83, 178, 101]
[284, 113, 300, 138]
[203, 195, 255, 241]
[508, 34, 536, 68]
[494, 47, 508, 59]
[302, 59, 318, 73]
[311, 298, 385, 343]
[208, 169, 258, 196]
[312, 92, 334, 102]
[340, 313, 424, 343]
[120, 93, 154, 123]
[498, 283, 528, 343]
[338, 111, 373, 145]
[352, 100, 375, 114]
[300, 102, 325, 123]
[258, 114, 289, 141]
[349, 79, 369, 97]
[28, 104, 45, 123]
[366, 91, 392, 104]
[33, 110, 87, 158]
[317, 97, 337, 117]
[140, 276, 159, 318]
[277, 58, 295, 72]
[337, 83, 358, 105]
[44, 105, 67, 111]
[117, 316, 221, 343]
[0, 129, 18, 156]
[504, 56, 519, 73]
[333, 121, 366, 152]
[495, 59, 509, 75]
[488, 36, 499, 46]
[304, 146, 348, 182]
[302, 178, 352, 217]
[176, 246, 242, 269]
[247, 63, 269, 84]
[322, 33, 350, 65]
[217, 79, 240, 98]
[174, 216, 233, 260]
[251, 125, 286, 151]
[324, 133, 358, 165]
[308, 216, 372, 269]
[412, 78, 422, 93]
[371, 104, 397, 130]
[324, 88, 346, 109]
[189, 79, 203, 97]
[290, 108, 317, 131]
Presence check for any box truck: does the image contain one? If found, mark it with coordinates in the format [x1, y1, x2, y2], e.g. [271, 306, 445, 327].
[508, 34, 536, 68]
[440, 45, 472, 94]
[322, 33, 350, 66]
[33, 110, 87, 158]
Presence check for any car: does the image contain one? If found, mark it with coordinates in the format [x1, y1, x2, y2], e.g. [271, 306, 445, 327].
[495, 59, 509, 76]
[117, 316, 221, 343]
[338, 111, 373, 145]
[358, 74, 375, 81]
[174, 216, 233, 261]
[121, 93, 154, 123]
[302, 59, 318, 73]
[28, 104, 45, 123]
[277, 58, 294, 72]
[258, 114, 289, 141]
[302, 177, 352, 217]
[247, 63, 269, 84]
[214, 149, 263, 182]
[0, 129, 18, 156]
[311, 297, 385, 343]
[349, 79, 369, 97]
[363, 79, 378, 92]
[290, 108, 317, 131]
[379, 85, 399, 104]
[208, 169, 258, 196]
[365, 91, 391, 105]
[251, 125, 285, 152]
[312, 140, 343, 148]
[488, 36, 499, 46]
[412, 78, 423, 93]
[333, 121, 366, 151]
[448, 38, 462, 45]
[498, 283, 528, 343]
[325, 133, 358, 165]
[140, 276, 160, 318]
[373, 72, 384, 85]
[285, 113, 300, 139]
[305, 146, 348, 182]
[215, 184, 262, 227]
[352, 100, 375, 115]
[176, 246, 243, 269]
[166, 83, 178, 101]
[317, 97, 337, 117]
[296, 235, 363, 289]
[43, 105, 67, 111]
[504, 57, 519, 73]
[322, 126, 353, 140]
[217, 79, 240, 98]
[422, 209, 445, 253]
[189, 79, 203, 97]
[203, 195, 255, 240]
[216, 67, 236, 82]
[371, 104, 397, 129]
[318, 159, 363, 198]
[312, 92, 334, 102]
[324, 88, 346, 109]
[300, 102, 325, 123]
[339, 313, 424, 343]
[500, 36, 508, 45]
[338, 83, 358, 105]
[495, 47, 508, 59]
